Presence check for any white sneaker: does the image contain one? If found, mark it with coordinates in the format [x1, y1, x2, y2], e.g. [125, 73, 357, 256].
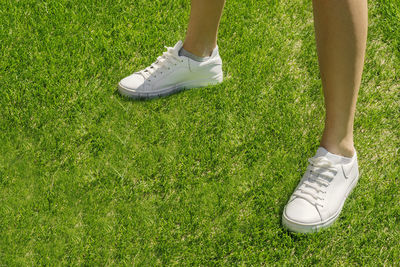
[282, 147, 359, 233]
[118, 41, 223, 99]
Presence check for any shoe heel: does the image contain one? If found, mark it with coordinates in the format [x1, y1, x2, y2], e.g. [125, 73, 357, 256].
[182, 73, 223, 89]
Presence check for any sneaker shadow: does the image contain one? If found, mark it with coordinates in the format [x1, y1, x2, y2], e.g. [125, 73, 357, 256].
[113, 87, 192, 102]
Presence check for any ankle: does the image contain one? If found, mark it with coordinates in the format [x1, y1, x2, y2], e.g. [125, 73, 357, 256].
[182, 41, 215, 58]
[319, 139, 355, 158]
[320, 131, 355, 157]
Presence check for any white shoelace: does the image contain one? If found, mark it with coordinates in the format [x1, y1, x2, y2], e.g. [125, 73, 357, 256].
[138, 46, 182, 80]
[293, 156, 337, 207]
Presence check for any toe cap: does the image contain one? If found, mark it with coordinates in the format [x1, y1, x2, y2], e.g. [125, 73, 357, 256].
[284, 198, 321, 224]
[119, 73, 145, 91]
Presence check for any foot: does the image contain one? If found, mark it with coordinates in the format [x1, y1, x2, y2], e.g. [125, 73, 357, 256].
[118, 41, 223, 99]
[282, 147, 359, 233]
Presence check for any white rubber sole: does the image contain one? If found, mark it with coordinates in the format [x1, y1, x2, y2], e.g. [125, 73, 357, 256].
[282, 174, 360, 233]
[118, 73, 223, 99]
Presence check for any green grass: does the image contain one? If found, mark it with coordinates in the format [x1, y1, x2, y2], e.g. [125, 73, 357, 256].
[1, 0, 399, 265]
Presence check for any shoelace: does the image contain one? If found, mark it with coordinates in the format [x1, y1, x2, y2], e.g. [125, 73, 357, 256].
[293, 156, 337, 207]
[139, 46, 182, 80]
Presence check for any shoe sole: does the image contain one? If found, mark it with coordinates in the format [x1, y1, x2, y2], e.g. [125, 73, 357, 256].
[282, 173, 360, 233]
[118, 73, 223, 99]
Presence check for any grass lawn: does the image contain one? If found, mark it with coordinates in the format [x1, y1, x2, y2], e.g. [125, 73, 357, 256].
[1, 0, 399, 265]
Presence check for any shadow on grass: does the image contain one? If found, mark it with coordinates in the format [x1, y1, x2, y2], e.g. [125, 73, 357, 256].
[113, 87, 194, 103]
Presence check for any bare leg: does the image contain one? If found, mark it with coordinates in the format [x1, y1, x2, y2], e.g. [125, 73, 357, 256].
[183, 0, 225, 57]
[313, 0, 368, 157]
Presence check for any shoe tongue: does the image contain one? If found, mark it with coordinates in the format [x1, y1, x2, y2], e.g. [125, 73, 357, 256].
[173, 40, 183, 51]
[315, 147, 351, 164]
